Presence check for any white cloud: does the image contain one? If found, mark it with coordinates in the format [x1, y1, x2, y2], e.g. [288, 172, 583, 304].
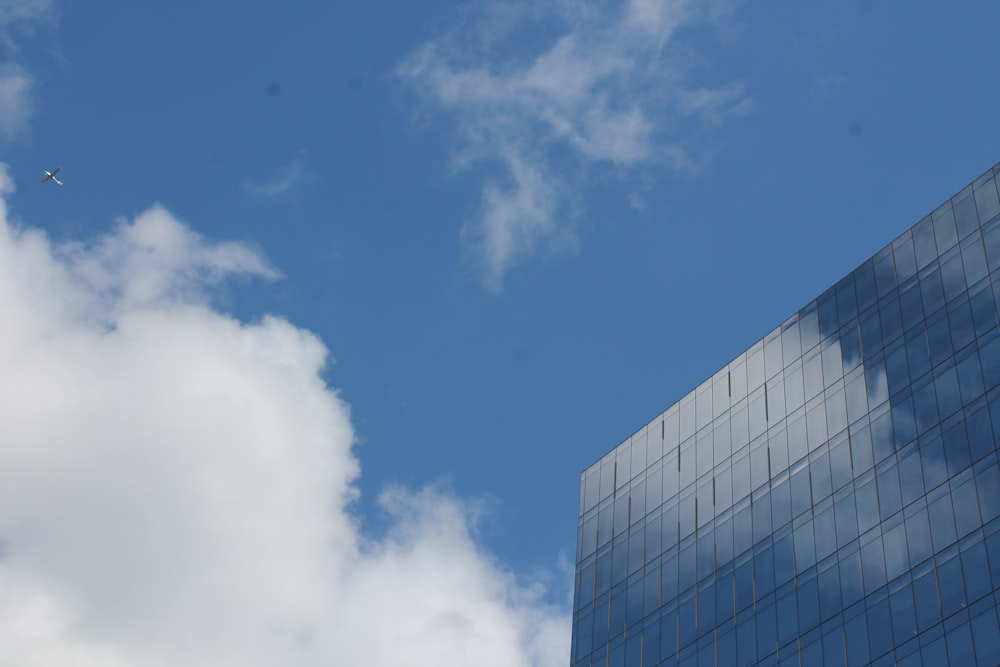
[0, 177, 570, 665]
[0, 63, 31, 138]
[399, 0, 749, 288]
[246, 157, 303, 197]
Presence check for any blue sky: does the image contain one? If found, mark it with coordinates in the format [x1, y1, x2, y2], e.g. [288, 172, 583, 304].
[1, 1, 999, 664]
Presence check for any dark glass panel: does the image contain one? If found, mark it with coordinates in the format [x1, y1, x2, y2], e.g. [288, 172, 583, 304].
[934, 365, 961, 420]
[965, 403, 993, 464]
[926, 312, 953, 366]
[773, 531, 795, 586]
[946, 620, 975, 665]
[971, 607, 1000, 665]
[961, 539, 991, 603]
[911, 377, 939, 435]
[905, 508, 932, 566]
[889, 584, 917, 647]
[845, 610, 871, 666]
[776, 590, 798, 647]
[942, 418, 972, 478]
[817, 561, 841, 620]
[976, 460, 1000, 523]
[948, 298, 976, 353]
[927, 491, 958, 553]
[920, 430, 948, 491]
[912, 567, 941, 631]
[879, 296, 904, 345]
[952, 476, 982, 539]
[797, 576, 820, 632]
[867, 595, 893, 660]
[957, 349, 986, 406]
[891, 396, 916, 449]
[898, 447, 925, 506]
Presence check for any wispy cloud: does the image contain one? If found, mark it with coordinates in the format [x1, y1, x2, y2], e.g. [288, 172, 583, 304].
[0, 66, 31, 137]
[399, 0, 750, 289]
[246, 157, 303, 197]
[0, 178, 569, 666]
[0, 0, 56, 139]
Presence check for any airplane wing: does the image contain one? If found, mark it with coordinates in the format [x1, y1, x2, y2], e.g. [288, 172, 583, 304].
[50, 167, 61, 176]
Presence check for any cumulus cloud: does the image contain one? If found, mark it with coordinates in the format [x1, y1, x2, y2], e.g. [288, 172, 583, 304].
[0, 170, 569, 665]
[399, 0, 750, 289]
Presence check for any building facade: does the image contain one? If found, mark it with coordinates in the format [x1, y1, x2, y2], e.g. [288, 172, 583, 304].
[571, 164, 1000, 666]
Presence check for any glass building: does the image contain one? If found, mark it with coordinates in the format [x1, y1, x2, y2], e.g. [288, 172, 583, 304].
[571, 163, 1000, 666]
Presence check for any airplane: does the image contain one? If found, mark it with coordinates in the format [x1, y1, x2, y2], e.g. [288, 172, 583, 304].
[40, 167, 63, 186]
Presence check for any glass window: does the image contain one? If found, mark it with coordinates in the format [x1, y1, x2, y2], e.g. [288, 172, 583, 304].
[935, 365, 961, 421]
[946, 620, 975, 665]
[948, 298, 975, 352]
[782, 317, 802, 363]
[985, 217, 1000, 273]
[913, 216, 938, 269]
[875, 247, 897, 296]
[957, 349, 986, 406]
[813, 502, 837, 561]
[939, 246, 967, 302]
[748, 342, 765, 393]
[806, 399, 828, 451]
[850, 421, 875, 474]
[881, 296, 904, 346]
[855, 475, 880, 534]
[751, 441, 769, 492]
[834, 492, 858, 548]
[942, 417, 972, 478]
[830, 433, 854, 491]
[961, 538, 991, 603]
[817, 563, 841, 620]
[898, 446, 925, 507]
[920, 430, 948, 489]
[900, 280, 925, 332]
[954, 192, 980, 239]
[974, 177, 1000, 222]
[794, 516, 816, 574]
[962, 234, 989, 286]
[811, 452, 833, 503]
[790, 461, 812, 519]
[881, 519, 910, 581]
[680, 396, 696, 442]
[905, 507, 932, 567]
[933, 203, 959, 252]
[731, 358, 748, 405]
[799, 305, 821, 355]
[839, 548, 863, 606]
[877, 463, 903, 520]
[889, 584, 917, 647]
[975, 460, 1000, 523]
[784, 363, 805, 415]
[927, 489, 958, 553]
[837, 273, 859, 327]
[912, 565, 941, 631]
[752, 490, 772, 546]
[894, 234, 918, 284]
[952, 475, 982, 538]
[971, 606, 1000, 665]
[861, 534, 887, 593]
[912, 376, 939, 436]
[822, 339, 844, 388]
